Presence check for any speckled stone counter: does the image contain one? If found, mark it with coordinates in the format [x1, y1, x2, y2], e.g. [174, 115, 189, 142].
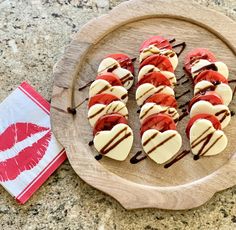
[0, 0, 236, 229]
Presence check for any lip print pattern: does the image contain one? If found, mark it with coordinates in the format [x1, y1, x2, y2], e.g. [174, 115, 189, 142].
[0, 123, 51, 182]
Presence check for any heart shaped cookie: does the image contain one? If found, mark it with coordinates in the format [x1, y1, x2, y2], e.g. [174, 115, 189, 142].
[139, 45, 178, 70]
[194, 80, 232, 106]
[94, 123, 133, 161]
[190, 119, 228, 156]
[138, 65, 176, 87]
[88, 101, 128, 127]
[139, 103, 179, 123]
[136, 83, 174, 106]
[190, 100, 231, 128]
[191, 59, 229, 79]
[141, 129, 182, 164]
[89, 79, 128, 103]
[98, 57, 134, 90]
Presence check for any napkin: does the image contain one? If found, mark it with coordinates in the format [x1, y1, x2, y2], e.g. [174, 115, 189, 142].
[0, 82, 66, 204]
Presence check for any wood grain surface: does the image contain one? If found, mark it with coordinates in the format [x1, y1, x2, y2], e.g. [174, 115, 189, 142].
[51, 0, 236, 210]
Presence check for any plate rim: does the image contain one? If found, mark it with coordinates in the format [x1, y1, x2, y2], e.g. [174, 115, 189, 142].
[51, 0, 236, 210]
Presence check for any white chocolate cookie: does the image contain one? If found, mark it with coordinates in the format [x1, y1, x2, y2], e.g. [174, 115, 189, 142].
[190, 119, 228, 156]
[191, 59, 229, 79]
[89, 79, 128, 103]
[141, 129, 182, 164]
[138, 65, 176, 87]
[98, 57, 134, 90]
[88, 101, 128, 127]
[94, 123, 133, 161]
[136, 83, 175, 106]
[139, 45, 178, 70]
[194, 80, 232, 106]
[139, 103, 179, 123]
[190, 100, 231, 129]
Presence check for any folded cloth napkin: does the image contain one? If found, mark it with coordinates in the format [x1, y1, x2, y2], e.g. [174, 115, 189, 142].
[0, 82, 66, 204]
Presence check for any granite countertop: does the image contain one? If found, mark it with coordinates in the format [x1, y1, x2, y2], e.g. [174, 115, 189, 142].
[0, 0, 236, 229]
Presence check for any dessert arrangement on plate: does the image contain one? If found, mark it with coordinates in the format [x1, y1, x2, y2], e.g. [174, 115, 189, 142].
[84, 35, 234, 166]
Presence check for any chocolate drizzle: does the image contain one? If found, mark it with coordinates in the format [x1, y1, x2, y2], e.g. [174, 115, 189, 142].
[232, 85, 236, 99]
[164, 150, 190, 168]
[191, 126, 224, 158]
[107, 64, 119, 72]
[178, 111, 189, 122]
[88, 140, 94, 146]
[178, 101, 189, 109]
[192, 63, 218, 74]
[177, 74, 186, 81]
[67, 97, 89, 115]
[181, 79, 190, 85]
[97, 85, 110, 94]
[99, 127, 132, 155]
[215, 110, 230, 123]
[176, 89, 190, 99]
[146, 134, 176, 154]
[228, 79, 236, 83]
[95, 154, 103, 161]
[130, 151, 147, 164]
[168, 38, 176, 43]
[172, 42, 186, 57]
[78, 80, 94, 91]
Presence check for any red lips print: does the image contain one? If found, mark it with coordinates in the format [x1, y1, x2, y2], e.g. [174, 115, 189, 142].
[0, 123, 52, 182]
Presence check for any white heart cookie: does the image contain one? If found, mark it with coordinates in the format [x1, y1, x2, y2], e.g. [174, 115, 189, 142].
[89, 79, 128, 103]
[138, 65, 176, 87]
[141, 129, 182, 164]
[190, 119, 228, 156]
[88, 101, 128, 127]
[94, 123, 133, 161]
[136, 83, 174, 106]
[98, 57, 134, 90]
[139, 103, 179, 123]
[194, 80, 232, 106]
[98, 57, 120, 73]
[139, 45, 178, 70]
[190, 100, 231, 129]
[191, 59, 228, 79]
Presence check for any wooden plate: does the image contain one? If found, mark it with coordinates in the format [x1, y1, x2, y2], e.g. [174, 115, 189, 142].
[51, 0, 236, 210]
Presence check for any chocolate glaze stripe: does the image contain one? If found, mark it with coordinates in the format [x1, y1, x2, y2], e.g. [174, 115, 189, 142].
[97, 85, 110, 94]
[192, 63, 218, 75]
[143, 132, 159, 146]
[164, 150, 190, 168]
[195, 133, 213, 156]
[100, 127, 132, 155]
[147, 134, 176, 155]
[195, 85, 216, 94]
[200, 135, 223, 156]
[88, 107, 105, 119]
[120, 74, 133, 84]
[191, 126, 212, 147]
[136, 87, 154, 101]
[139, 105, 155, 119]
